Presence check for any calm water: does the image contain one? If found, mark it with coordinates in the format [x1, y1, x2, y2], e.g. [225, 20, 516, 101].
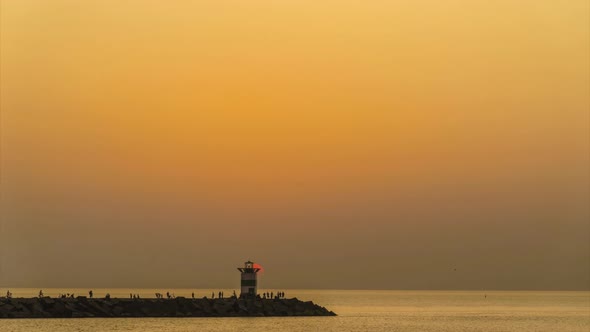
[1, 289, 588, 331]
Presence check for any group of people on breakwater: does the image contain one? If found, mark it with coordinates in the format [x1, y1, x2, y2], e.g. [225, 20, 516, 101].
[208, 291, 234, 299]
[155, 292, 169, 299]
[262, 291, 286, 299]
[3, 289, 287, 300]
[155, 292, 187, 299]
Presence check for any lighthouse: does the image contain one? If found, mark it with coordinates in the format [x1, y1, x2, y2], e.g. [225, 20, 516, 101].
[237, 260, 260, 297]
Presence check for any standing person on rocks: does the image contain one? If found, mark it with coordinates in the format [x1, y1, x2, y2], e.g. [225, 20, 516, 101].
[212, 292, 215, 299]
[89, 290, 93, 298]
[192, 292, 194, 299]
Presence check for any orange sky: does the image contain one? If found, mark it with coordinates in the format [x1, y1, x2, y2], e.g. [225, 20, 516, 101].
[0, 0, 588, 290]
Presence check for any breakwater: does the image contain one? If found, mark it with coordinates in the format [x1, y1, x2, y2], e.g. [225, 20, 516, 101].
[0, 297, 336, 318]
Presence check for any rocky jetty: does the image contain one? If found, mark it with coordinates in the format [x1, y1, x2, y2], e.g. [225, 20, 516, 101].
[0, 297, 336, 318]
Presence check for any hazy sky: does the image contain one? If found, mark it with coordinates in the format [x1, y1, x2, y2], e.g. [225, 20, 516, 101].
[1, 0, 588, 290]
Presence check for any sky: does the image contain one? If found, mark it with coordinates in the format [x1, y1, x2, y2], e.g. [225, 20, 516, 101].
[0, 0, 588, 290]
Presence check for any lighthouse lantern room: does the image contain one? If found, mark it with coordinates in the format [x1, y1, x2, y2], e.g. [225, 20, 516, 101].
[237, 260, 260, 297]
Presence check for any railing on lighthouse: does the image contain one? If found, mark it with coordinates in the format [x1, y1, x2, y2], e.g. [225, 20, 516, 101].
[237, 261, 261, 298]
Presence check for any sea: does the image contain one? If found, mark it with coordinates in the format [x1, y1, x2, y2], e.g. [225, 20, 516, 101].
[1, 289, 588, 332]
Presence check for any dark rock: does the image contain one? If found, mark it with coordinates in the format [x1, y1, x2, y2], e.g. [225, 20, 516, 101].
[0, 297, 336, 318]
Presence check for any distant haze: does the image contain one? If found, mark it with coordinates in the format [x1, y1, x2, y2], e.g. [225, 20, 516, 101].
[1, 0, 588, 290]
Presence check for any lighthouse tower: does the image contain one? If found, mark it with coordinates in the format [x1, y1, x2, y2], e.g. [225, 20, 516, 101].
[237, 260, 260, 297]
